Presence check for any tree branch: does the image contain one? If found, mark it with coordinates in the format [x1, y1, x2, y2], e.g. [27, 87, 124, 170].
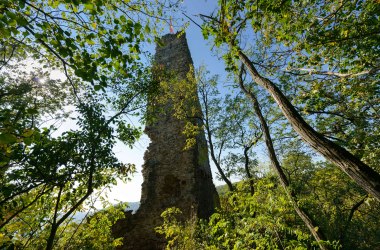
[285, 67, 379, 78]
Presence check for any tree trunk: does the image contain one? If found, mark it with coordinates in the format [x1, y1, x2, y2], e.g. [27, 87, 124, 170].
[238, 49, 380, 201]
[207, 131, 234, 191]
[237, 68, 329, 249]
[339, 195, 367, 245]
[201, 84, 234, 192]
[46, 225, 58, 250]
[46, 185, 63, 250]
[243, 147, 255, 195]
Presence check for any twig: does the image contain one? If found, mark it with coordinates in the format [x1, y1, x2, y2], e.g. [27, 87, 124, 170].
[182, 12, 202, 29]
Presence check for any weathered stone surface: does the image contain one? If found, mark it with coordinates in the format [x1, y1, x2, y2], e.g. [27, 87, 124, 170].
[113, 33, 219, 250]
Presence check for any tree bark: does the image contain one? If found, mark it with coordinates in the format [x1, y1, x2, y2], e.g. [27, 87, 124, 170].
[237, 67, 329, 249]
[237, 49, 380, 201]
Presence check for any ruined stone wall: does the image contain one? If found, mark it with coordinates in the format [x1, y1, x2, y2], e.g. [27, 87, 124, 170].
[113, 33, 219, 250]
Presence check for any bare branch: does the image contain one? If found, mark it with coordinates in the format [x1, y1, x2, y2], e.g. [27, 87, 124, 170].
[285, 67, 380, 78]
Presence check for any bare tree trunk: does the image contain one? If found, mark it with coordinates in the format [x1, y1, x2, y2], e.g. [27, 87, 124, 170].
[237, 67, 329, 249]
[237, 49, 380, 201]
[243, 146, 254, 195]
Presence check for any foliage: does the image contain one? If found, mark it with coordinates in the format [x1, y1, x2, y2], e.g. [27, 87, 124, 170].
[155, 207, 198, 250]
[159, 65, 266, 191]
[0, 0, 180, 89]
[0, 0, 185, 247]
[200, 0, 380, 200]
[149, 65, 203, 150]
[203, 0, 380, 167]
[157, 165, 380, 249]
[1, 1, 192, 249]
[0, 61, 71, 169]
[0, 92, 135, 248]
[157, 178, 316, 250]
[1, 193, 126, 249]
[197, 67, 262, 181]
[1, 0, 379, 248]
[282, 155, 380, 250]
[53, 200, 126, 249]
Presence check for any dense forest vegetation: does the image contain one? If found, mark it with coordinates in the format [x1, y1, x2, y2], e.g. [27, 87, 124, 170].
[1, 0, 379, 249]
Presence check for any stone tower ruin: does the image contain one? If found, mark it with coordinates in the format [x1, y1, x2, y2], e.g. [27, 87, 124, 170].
[113, 33, 219, 250]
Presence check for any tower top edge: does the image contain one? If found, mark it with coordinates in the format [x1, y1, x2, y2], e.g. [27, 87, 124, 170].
[157, 32, 187, 46]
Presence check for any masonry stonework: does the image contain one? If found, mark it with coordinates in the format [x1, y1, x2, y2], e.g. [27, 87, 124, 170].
[113, 33, 219, 250]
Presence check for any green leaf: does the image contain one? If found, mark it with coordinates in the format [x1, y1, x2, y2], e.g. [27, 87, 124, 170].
[94, 85, 102, 91]
[16, 15, 28, 26]
[0, 133, 17, 144]
[18, 0, 26, 9]
[84, 3, 95, 10]
[24, 137, 33, 145]
[23, 129, 34, 137]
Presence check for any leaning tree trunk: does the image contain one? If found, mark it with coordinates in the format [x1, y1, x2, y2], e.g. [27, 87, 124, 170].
[237, 49, 380, 201]
[237, 68, 329, 249]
